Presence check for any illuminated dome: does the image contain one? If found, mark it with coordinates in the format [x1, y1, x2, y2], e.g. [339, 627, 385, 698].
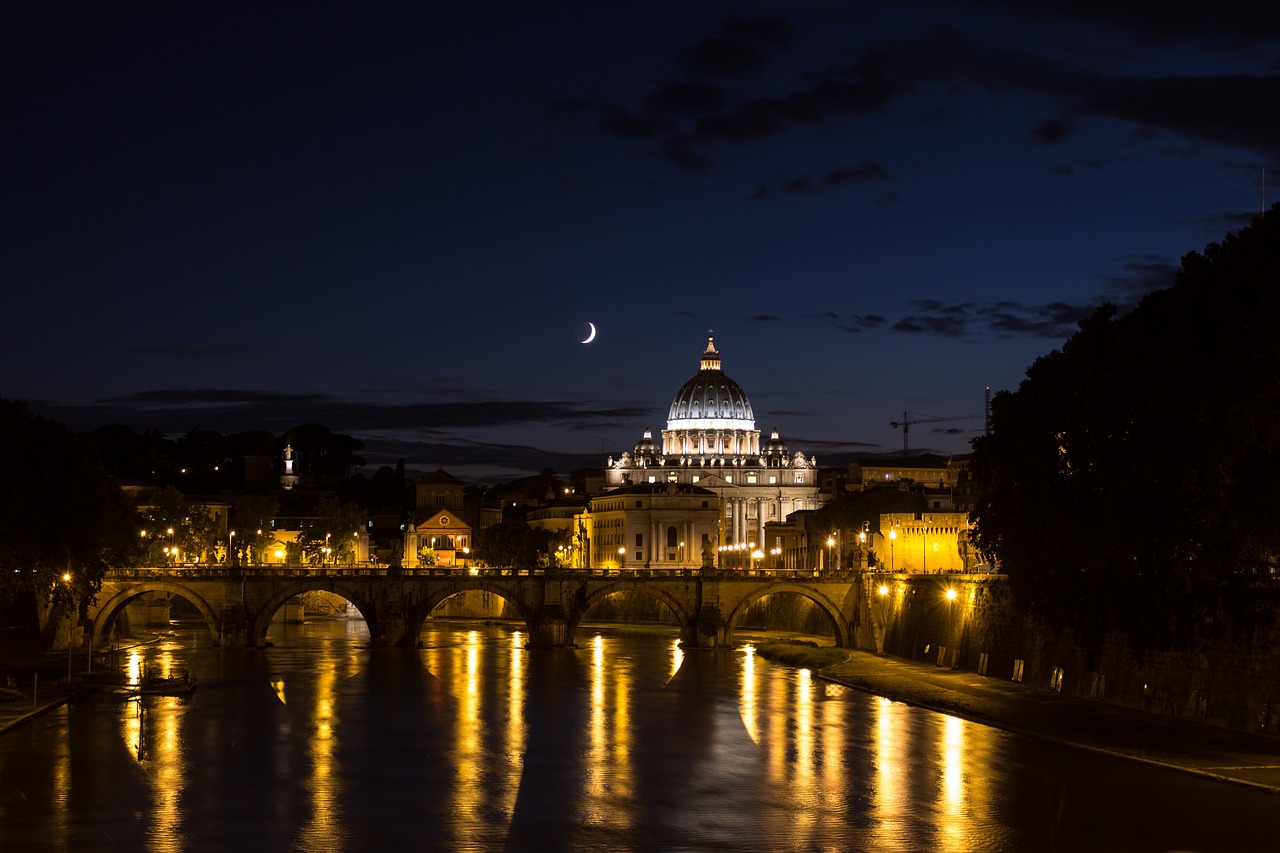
[667, 334, 755, 431]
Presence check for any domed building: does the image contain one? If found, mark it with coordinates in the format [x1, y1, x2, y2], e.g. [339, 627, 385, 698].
[600, 334, 823, 566]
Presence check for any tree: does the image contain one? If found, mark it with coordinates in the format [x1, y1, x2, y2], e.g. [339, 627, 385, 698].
[474, 523, 554, 568]
[0, 400, 137, 655]
[138, 486, 218, 565]
[970, 206, 1280, 652]
[297, 496, 364, 565]
[230, 494, 280, 564]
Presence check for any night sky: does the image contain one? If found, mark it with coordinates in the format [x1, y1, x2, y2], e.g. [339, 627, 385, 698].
[6, 2, 1278, 481]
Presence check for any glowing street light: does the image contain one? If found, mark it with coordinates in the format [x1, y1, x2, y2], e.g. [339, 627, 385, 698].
[618, 545, 626, 568]
[62, 572, 74, 683]
[826, 535, 835, 572]
[889, 526, 897, 572]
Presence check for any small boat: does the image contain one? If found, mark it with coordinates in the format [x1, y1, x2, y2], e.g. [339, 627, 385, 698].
[137, 673, 198, 695]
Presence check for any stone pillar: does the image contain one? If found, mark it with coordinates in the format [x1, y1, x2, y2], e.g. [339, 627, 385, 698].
[528, 604, 574, 648]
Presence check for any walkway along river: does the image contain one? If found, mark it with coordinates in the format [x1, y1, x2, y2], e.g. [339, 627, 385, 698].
[2, 618, 1279, 851]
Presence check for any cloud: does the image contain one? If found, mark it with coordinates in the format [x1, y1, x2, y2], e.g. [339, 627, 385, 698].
[891, 298, 1097, 339]
[824, 161, 892, 186]
[33, 389, 650, 442]
[590, 13, 1280, 179]
[127, 344, 254, 360]
[760, 161, 893, 197]
[808, 311, 886, 333]
[750, 314, 784, 322]
[643, 80, 727, 115]
[1100, 255, 1180, 301]
[679, 16, 794, 77]
[1032, 118, 1074, 144]
[968, 0, 1280, 46]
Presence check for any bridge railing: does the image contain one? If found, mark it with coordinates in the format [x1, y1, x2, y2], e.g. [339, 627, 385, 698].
[105, 565, 877, 582]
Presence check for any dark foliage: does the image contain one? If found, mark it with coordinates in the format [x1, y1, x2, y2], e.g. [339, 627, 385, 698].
[0, 399, 137, 654]
[970, 206, 1280, 652]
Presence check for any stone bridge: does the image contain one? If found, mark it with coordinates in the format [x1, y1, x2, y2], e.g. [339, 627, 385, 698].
[80, 566, 879, 650]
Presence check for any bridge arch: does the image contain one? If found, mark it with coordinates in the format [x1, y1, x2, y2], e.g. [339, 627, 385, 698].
[250, 582, 375, 646]
[91, 582, 222, 647]
[410, 580, 536, 639]
[723, 582, 852, 647]
[579, 580, 695, 641]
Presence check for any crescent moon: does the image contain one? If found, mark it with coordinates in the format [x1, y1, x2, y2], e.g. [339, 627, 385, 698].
[580, 322, 597, 344]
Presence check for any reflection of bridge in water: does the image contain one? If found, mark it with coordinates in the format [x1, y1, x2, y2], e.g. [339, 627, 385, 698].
[84, 566, 879, 649]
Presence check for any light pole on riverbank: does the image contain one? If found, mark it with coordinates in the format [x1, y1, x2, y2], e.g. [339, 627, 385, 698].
[62, 572, 74, 684]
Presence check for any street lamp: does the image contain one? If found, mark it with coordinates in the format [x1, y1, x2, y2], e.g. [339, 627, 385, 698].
[618, 545, 626, 568]
[62, 572, 74, 684]
[167, 527, 175, 563]
[858, 527, 868, 569]
[826, 535, 835, 572]
[889, 526, 897, 572]
[229, 530, 236, 566]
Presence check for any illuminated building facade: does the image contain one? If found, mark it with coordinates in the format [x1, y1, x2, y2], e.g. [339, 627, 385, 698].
[603, 334, 823, 559]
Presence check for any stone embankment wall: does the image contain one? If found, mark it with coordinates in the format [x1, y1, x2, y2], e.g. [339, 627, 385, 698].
[862, 573, 1280, 738]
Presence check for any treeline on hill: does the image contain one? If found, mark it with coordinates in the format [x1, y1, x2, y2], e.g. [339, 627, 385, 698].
[0, 411, 377, 654]
[970, 205, 1280, 654]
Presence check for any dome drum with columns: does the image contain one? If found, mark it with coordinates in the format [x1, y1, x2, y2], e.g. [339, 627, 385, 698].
[604, 334, 822, 552]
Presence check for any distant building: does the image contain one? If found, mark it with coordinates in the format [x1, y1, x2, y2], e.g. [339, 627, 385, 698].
[602, 334, 824, 558]
[403, 507, 472, 568]
[878, 511, 975, 574]
[581, 482, 720, 569]
[849, 453, 969, 492]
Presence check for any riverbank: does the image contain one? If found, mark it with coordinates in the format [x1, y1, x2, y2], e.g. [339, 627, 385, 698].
[819, 649, 1280, 794]
[0, 653, 77, 735]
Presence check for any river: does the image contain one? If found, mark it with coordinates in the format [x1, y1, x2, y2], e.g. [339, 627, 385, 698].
[1, 617, 1277, 852]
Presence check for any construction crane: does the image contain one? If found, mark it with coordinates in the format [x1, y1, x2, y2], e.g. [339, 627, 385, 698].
[890, 411, 975, 456]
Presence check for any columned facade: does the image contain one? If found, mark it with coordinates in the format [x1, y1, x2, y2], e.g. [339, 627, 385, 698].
[602, 334, 823, 564]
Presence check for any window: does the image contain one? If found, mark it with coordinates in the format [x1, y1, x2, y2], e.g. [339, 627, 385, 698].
[691, 475, 700, 483]
[635, 533, 643, 547]
[768, 475, 777, 484]
[667, 471, 677, 483]
[667, 527, 678, 547]
[636, 501, 643, 508]
[701, 501, 709, 508]
[747, 473, 757, 483]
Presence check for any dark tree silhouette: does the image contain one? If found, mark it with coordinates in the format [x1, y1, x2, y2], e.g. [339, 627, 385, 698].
[970, 206, 1280, 652]
[0, 400, 137, 655]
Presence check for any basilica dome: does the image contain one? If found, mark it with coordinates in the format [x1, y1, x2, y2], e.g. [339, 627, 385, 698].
[666, 335, 755, 431]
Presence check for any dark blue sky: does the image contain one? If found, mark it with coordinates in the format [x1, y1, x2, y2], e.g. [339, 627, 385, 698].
[5, 2, 1278, 481]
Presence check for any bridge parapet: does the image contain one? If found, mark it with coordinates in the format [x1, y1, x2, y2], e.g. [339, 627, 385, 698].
[82, 566, 897, 651]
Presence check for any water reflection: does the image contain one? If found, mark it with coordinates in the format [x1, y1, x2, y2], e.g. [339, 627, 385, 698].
[296, 654, 341, 852]
[585, 633, 634, 826]
[5, 623, 1279, 851]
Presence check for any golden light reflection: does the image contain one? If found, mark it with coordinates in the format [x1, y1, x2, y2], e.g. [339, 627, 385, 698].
[146, 698, 188, 851]
[739, 644, 759, 744]
[126, 650, 143, 686]
[584, 634, 633, 826]
[938, 714, 970, 853]
[505, 630, 526, 815]
[296, 655, 342, 851]
[449, 630, 483, 827]
[790, 668, 817, 841]
[669, 638, 683, 681]
[53, 718, 69, 849]
[871, 696, 907, 850]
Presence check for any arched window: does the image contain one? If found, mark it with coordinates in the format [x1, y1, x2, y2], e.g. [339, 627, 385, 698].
[667, 526, 678, 547]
